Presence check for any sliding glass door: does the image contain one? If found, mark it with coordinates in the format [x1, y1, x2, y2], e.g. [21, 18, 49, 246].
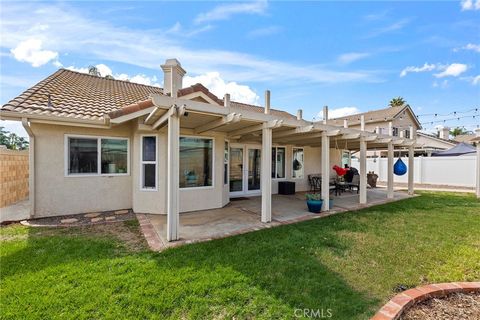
[229, 144, 262, 197]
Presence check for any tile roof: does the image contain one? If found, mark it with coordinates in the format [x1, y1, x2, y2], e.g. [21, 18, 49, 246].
[179, 83, 296, 120]
[2, 69, 296, 122]
[417, 131, 457, 145]
[1, 69, 163, 121]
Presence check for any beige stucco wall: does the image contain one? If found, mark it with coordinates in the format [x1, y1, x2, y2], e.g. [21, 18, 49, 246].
[132, 128, 227, 214]
[31, 123, 133, 217]
[30, 122, 347, 217]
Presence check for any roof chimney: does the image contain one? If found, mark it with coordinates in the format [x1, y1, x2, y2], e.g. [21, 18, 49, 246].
[439, 126, 450, 140]
[161, 58, 186, 98]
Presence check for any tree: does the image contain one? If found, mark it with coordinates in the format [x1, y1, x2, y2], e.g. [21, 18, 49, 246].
[450, 127, 468, 137]
[389, 97, 407, 108]
[0, 127, 29, 150]
[88, 65, 100, 77]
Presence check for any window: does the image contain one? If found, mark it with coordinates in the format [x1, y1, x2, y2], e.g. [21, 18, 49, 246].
[271, 147, 286, 179]
[101, 139, 128, 174]
[180, 137, 213, 188]
[67, 136, 128, 176]
[141, 136, 157, 190]
[393, 127, 399, 136]
[224, 141, 229, 185]
[292, 148, 304, 179]
[405, 129, 410, 139]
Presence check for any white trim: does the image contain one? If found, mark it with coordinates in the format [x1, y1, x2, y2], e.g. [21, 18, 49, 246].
[272, 146, 286, 180]
[64, 134, 130, 177]
[179, 135, 215, 190]
[140, 134, 158, 191]
[224, 139, 229, 186]
[292, 147, 304, 179]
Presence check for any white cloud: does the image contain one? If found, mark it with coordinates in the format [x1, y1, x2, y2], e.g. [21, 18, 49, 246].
[10, 38, 58, 67]
[434, 63, 468, 78]
[247, 26, 282, 38]
[472, 75, 480, 85]
[432, 79, 449, 88]
[365, 18, 410, 38]
[456, 43, 480, 53]
[460, 0, 480, 10]
[400, 63, 437, 77]
[66, 64, 161, 87]
[195, 0, 267, 24]
[317, 107, 361, 120]
[0, 3, 379, 85]
[184, 72, 259, 105]
[337, 52, 370, 64]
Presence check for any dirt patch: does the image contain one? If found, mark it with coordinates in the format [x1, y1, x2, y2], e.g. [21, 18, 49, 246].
[400, 292, 480, 320]
[1, 220, 148, 252]
[21, 209, 136, 227]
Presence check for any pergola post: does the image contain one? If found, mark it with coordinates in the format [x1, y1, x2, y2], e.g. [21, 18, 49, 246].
[359, 115, 367, 204]
[359, 137, 367, 204]
[475, 129, 480, 198]
[408, 127, 415, 195]
[167, 107, 180, 241]
[387, 122, 394, 199]
[261, 126, 272, 222]
[261, 90, 272, 222]
[321, 106, 330, 211]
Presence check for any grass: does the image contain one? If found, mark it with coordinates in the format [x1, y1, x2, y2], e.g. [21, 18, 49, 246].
[1, 191, 479, 319]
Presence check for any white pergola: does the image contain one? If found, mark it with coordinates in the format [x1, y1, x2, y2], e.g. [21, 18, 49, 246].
[111, 90, 418, 242]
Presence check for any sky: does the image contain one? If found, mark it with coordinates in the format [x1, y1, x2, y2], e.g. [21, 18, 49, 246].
[1, 0, 479, 138]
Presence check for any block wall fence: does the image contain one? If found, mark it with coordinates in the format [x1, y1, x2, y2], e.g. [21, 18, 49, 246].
[0, 148, 29, 207]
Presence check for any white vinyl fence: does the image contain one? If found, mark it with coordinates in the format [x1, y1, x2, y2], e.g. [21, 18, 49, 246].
[351, 155, 477, 187]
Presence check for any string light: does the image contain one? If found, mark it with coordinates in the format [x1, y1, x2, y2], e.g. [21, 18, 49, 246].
[416, 108, 478, 118]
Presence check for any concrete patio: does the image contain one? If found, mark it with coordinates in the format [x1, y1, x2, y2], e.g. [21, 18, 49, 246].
[139, 188, 412, 250]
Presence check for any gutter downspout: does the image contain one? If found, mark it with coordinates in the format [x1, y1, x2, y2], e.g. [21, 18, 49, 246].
[22, 118, 35, 218]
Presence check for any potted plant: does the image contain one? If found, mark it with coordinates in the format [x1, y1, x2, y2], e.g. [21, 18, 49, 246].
[305, 193, 323, 213]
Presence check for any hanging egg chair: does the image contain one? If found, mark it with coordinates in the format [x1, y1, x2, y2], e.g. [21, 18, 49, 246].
[393, 158, 407, 176]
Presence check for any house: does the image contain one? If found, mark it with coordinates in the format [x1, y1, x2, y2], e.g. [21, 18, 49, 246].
[0, 59, 417, 241]
[327, 103, 421, 138]
[415, 131, 457, 156]
[453, 133, 478, 146]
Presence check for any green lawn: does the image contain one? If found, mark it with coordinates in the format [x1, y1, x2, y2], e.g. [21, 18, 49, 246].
[1, 192, 479, 319]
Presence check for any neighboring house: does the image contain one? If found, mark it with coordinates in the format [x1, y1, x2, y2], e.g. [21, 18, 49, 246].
[0, 58, 415, 241]
[454, 133, 478, 146]
[415, 132, 457, 156]
[328, 104, 422, 138]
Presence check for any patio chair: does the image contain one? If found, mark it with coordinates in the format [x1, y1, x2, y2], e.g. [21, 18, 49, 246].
[308, 174, 321, 192]
[345, 175, 360, 194]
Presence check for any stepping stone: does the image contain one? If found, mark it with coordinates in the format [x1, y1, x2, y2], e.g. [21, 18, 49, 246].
[91, 217, 103, 223]
[60, 218, 78, 224]
[114, 210, 129, 215]
[84, 212, 101, 218]
[105, 216, 116, 221]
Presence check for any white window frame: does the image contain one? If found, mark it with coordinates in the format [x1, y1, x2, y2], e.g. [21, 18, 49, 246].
[64, 134, 130, 177]
[292, 147, 304, 179]
[272, 146, 287, 180]
[224, 140, 229, 186]
[140, 134, 158, 191]
[179, 135, 215, 190]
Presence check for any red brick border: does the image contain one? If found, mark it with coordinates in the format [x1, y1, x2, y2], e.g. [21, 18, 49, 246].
[371, 282, 480, 319]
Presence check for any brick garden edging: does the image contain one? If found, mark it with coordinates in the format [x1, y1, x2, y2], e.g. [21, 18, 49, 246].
[371, 282, 480, 320]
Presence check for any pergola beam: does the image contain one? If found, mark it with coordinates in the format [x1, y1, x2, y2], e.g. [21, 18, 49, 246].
[194, 112, 241, 134]
[152, 105, 186, 130]
[144, 107, 162, 125]
[273, 125, 315, 139]
[228, 119, 282, 137]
